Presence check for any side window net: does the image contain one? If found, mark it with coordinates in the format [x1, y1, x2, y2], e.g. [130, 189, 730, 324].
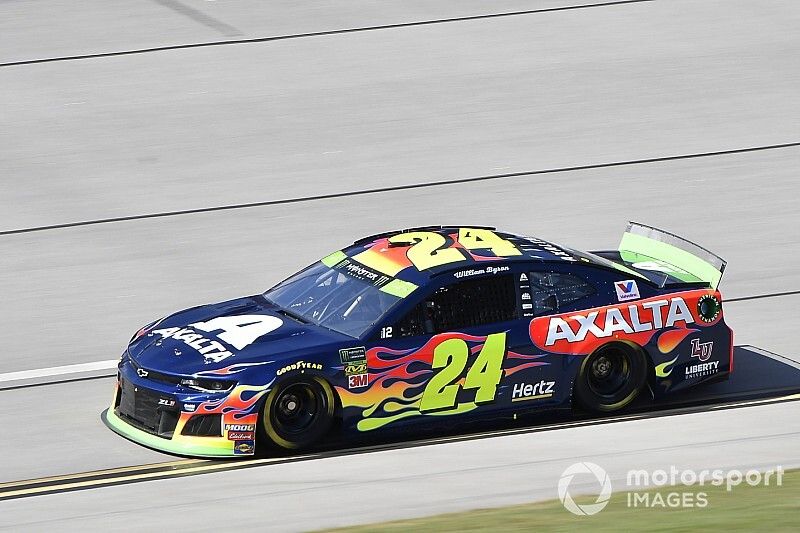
[394, 274, 517, 337]
[529, 272, 595, 315]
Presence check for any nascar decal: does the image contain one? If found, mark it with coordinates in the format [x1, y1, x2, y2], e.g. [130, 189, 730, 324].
[150, 315, 283, 363]
[529, 290, 721, 355]
[335, 332, 547, 432]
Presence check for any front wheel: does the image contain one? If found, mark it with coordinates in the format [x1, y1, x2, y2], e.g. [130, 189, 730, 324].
[574, 342, 647, 413]
[259, 376, 336, 450]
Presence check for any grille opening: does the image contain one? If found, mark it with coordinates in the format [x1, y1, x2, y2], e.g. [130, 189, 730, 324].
[182, 414, 223, 437]
[116, 378, 179, 438]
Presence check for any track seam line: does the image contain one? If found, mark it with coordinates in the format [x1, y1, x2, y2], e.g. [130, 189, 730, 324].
[726, 290, 800, 303]
[0, 1, 653, 68]
[2, 140, 799, 237]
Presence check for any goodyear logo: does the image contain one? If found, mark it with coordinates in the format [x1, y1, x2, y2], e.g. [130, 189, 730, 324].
[276, 360, 322, 376]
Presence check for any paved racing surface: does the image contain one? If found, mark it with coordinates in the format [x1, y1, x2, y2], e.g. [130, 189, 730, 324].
[1, 0, 799, 530]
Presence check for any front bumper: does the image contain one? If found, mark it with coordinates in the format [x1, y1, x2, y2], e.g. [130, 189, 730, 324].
[105, 403, 242, 457]
[105, 361, 270, 457]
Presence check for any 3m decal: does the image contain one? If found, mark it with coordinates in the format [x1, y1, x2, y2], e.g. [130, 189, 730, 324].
[614, 280, 640, 302]
[348, 373, 369, 389]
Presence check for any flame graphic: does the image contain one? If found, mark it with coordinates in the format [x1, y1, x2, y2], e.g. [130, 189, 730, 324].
[337, 333, 549, 432]
[656, 327, 698, 353]
[198, 380, 274, 417]
[195, 361, 273, 376]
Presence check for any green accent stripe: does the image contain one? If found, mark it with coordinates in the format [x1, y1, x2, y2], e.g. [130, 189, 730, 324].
[321, 250, 347, 267]
[607, 259, 650, 280]
[380, 279, 418, 298]
[620, 232, 723, 288]
[655, 355, 679, 378]
[104, 408, 237, 458]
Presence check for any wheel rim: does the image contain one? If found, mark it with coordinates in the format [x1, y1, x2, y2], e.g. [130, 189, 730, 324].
[271, 382, 322, 437]
[586, 346, 631, 398]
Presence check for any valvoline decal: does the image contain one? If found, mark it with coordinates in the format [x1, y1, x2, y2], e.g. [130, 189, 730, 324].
[529, 290, 722, 355]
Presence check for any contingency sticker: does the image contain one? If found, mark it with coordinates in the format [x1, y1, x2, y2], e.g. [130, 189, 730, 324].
[614, 280, 640, 302]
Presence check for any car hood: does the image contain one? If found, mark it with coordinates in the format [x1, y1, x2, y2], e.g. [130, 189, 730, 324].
[127, 295, 349, 375]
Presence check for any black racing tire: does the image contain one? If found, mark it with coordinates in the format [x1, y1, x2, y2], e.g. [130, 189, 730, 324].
[574, 342, 647, 413]
[258, 375, 336, 450]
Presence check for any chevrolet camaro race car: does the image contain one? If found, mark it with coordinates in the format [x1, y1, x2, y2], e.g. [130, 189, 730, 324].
[105, 223, 733, 457]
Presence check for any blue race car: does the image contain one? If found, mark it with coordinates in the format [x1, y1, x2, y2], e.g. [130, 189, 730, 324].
[106, 223, 732, 457]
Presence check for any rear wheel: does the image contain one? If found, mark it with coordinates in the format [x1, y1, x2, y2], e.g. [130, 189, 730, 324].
[259, 376, 335, 450]
[574, 342, 647, 413]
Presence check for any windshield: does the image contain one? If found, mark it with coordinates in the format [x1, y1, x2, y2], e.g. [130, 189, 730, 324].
[264, 262, 403, 338]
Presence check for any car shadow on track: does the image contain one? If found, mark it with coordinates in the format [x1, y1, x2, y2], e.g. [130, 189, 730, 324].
[29, 345, 792, 502]
[285, 344, 800, 459]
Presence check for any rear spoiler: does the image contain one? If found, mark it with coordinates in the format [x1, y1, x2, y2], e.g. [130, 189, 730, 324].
[618, 222, 727, 289]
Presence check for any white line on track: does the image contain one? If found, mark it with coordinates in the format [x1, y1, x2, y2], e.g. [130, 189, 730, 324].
[0, 347, 794, 387]
[0, 360, 117, 383]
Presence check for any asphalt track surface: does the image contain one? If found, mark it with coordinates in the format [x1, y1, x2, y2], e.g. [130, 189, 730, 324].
[1, 0, 799, 530]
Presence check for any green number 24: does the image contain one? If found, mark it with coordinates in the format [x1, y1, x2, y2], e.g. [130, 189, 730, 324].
[419, 332, 506, 412]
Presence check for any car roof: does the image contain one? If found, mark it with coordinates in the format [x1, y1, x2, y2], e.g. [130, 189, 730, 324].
[331, 225, 586, 288]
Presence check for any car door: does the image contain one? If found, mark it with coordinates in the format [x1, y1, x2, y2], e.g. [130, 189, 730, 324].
[339, 270, 555, 433]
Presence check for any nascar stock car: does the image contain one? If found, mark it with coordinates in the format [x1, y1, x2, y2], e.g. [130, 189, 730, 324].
[105, 223, 732, 457]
